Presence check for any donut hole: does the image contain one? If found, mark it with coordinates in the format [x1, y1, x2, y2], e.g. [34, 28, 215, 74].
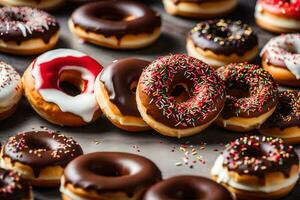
[95, 9, 136, 21]
[170, 83, 190, 103]
[167, 187, 200, 199]
[278, 97, 292, 116]
[59, 70, 84, 96]
[25, 137, 52, 151]
[130, 81, 138, 94]
[89, 162, 130, 177]
[227, 81, 250, 99]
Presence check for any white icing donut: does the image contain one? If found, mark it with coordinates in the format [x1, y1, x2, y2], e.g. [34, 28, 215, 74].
[31, 48, 103, 122]
[261, 34, 300, 79]
[0, 62, 22, 112]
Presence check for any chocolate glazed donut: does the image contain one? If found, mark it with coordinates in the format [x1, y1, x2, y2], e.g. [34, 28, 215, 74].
[0, 168, 32, 200]
[95, 58, 151, 132]
[144, 175, 233, 200]
[69, 0, 161, 49]
[60, 152, 162, 200]
[0, 7, 60, 55]
[1, 131, 83, 186]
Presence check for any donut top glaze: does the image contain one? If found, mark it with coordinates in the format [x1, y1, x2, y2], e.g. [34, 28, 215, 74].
[63, 152, 162, 196]
[189, 19, 258, 56]
[143, 175, 233, 200]
[263, 90, 300, 129]
[0, 168, 31, 200]
[31, 49, 103, 122]
[71, 0, 161, 38]
[222, 136, 299, 177]
[100, 58, 150, 116]
[0, 62, 22, 108]
[139, 54, 226, 129]
[258, 0, 300, 18]
[0, 7, 59, 44]
[217, 63, 278, 119]
[261, 34, 300, 79]
[3, 131, 83, 178]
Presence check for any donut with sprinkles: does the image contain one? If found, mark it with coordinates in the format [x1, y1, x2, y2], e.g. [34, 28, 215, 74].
[1, 130, 83, 187]
[187, 19, 258, 67]
[0, 6, 59, 55]
[136, 54, 226, 138]
[215, 63, 278, 132]
[0, 168, 33, 200]
[260, 90, 300, 144]
[211, 135, 299, 200]
[255, 0, 300, 33]
[0, 61, 22, 120]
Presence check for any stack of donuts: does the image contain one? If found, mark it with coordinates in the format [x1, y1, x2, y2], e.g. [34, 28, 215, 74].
[0, 0, 299, 199]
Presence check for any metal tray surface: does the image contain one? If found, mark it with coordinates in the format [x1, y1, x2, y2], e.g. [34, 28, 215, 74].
[0, 0, 299, 199]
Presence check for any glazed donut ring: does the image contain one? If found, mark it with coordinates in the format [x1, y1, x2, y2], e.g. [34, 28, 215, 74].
[60, 152, 162, 200]
[261, 90, 300, 144]
[0, 62, 22, 120]
[136, 54, 226, 138]
[255, 0, 300, 33]
[0, 131, 83, 187]
[0, 7, 59, 55]
[0, 0, 64, 10]
[0, 168, 33, 200]
[187, 19, 258, 68]
[215, 63, 278, 132]
[95, 58, 150, 132]
[69, 0, 161, 49]
[162, 0, 238, 18]
[211, 135, 299, 200]
[144, 175, 234, 200]
[23, 49, 103, 126]
[261, 34, 300, 86]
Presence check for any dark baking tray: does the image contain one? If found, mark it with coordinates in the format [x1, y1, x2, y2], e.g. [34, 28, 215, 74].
[0, 0, 299, 199]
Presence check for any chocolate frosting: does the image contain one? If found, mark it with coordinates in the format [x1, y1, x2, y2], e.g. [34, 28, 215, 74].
[189, 19, 258, 56]
[0, 7, 59, 44]
[0, 168, 31, 200]
[138, 54, 226, 129]
[64, 152, 162, 196]
[100, 58, 150, 117]
[71, 0, 161, 38]
[144, 175, 233, 200]
[216, 63, 278, 119]
[263, 90, 300, 130]
[3, 131, 83, 178]
[222, 136, 299, 178]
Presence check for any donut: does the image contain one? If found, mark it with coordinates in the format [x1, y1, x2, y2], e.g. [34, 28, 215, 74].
[211, 135, 299, 200]
[0, 7, 59, 55]
[136, 54, 226, 138]
[0, 131, 83, 187]
[260, 34, 300, 86]
[260, 90, 300, 144]
[215, 63, 278, 132]
[0, 62, 22, 120]
[95, 58, 150, 132]
[23, 48, 103, 127]
[0, 167, 33, 200]
[255, 0, 300, 33]
[0, 0, 64, 10]
[60, 152, 162, 200]
[162, 0, 238, 18]
[143, 175, 234, 200]
[69, 0, 161, 49]
[187, 19, 258, 68]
